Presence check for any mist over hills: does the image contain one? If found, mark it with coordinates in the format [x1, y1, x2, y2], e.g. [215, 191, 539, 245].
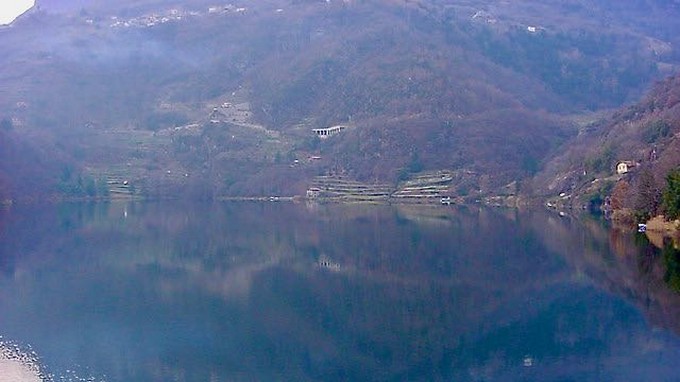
[1, 0, 679, 201]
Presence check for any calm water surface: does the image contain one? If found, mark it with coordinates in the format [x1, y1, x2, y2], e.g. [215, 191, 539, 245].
[1, 202, 680, 381]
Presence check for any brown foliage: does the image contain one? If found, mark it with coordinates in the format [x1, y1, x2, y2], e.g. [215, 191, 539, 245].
[610, 180, 631, 210]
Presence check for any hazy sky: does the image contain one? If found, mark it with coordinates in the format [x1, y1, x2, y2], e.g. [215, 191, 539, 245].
[0, 0, 35, 25]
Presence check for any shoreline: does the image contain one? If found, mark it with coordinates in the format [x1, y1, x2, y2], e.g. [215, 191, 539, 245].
[0, 358, 41, 382]
[0, 345, 42, 382]
[2, 192, 542, 207]
[645, 215, 680, 233]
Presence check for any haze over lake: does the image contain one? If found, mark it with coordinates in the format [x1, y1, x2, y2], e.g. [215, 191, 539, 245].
[2, 1, 680, 380]
[1, 202, 680, 381]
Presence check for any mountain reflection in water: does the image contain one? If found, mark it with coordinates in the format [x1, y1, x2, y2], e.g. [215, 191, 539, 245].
[1, 202, 679, 381]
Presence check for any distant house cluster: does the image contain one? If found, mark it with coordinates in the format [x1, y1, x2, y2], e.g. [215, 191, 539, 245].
[104, 3, 256, 30]
[209, 5, 247, 14]
[108, 9, 188, 28]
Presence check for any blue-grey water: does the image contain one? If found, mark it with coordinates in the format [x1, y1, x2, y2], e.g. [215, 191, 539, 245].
[1, 202, 680, 381]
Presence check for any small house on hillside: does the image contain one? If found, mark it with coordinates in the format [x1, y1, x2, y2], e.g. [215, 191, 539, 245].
[616, 161, 637, 175]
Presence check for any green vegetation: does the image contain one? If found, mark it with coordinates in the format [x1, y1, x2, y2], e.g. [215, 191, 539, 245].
[662, 242, 680, 293]
[521, 154, 540, 175]
[397, 151, 425, 181]
[584, 146, 615, 174]
[58, 165, 109, 198]
[586, 180, 615, 213]
[642, 120, 671, 144]
[662, 169, 680, 221]
[407, 151, 424, 174]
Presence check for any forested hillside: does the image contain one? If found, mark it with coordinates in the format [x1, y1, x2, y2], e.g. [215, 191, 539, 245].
[535, 74, 680, 215]
[1, 0, 679, 200]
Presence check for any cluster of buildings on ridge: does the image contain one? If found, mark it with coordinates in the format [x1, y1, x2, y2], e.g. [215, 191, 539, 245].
[91, 4, 256, 29]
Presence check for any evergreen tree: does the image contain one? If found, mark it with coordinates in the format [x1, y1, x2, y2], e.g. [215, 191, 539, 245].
[662, 169, 680, 220]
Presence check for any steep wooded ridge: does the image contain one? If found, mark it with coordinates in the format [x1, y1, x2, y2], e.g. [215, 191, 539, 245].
[535, 74, 680, 211]
[1, 0, 679, 201]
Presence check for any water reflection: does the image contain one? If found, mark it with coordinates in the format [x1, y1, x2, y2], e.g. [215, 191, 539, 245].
[0, 202, 679, 381]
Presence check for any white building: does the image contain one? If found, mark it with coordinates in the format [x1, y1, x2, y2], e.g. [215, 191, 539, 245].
[312, 125, 346, 139]
[616, 161, 637, 175]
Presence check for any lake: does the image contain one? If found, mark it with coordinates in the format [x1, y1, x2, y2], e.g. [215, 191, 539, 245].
[1, 201, 680, 381]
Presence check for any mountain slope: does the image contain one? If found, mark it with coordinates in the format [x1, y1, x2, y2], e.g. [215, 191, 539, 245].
[534, 74, 680, 210]
[1, 0, 679, 199]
